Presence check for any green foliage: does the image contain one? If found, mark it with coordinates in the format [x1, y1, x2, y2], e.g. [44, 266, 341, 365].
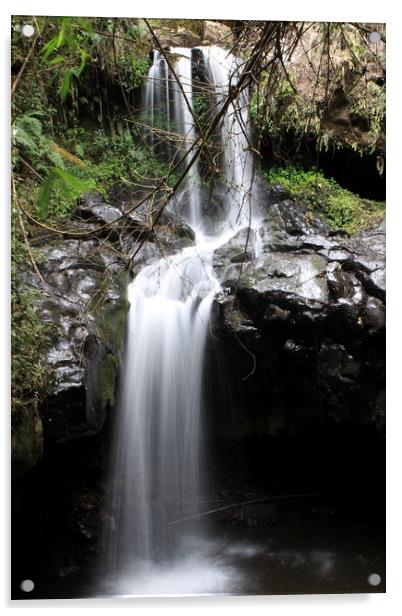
[38, 167, 95, 218]
[63, 127, 177, 189]
[249, 23, 385, 159]
[266, 164, 385, 234]
[12, 112, 64, 173]
[193, 91, 209, 125]
[350, 81, 386, 153]
[118, 54, 150, 91]
[11, 235, 51, 412]
[39, 16, 94, 101]
[250, 77, 320, 144]
[12, 112, 43, 153]
[12, 112, 95, 219]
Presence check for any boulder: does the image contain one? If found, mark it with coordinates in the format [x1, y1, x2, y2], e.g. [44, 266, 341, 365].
[202, 21, 234, 47]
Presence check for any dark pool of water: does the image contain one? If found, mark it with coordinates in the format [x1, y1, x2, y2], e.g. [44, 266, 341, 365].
[12, 506, 385, 600]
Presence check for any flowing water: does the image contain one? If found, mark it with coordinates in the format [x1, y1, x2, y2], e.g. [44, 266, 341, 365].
[102, 45, 264, 595]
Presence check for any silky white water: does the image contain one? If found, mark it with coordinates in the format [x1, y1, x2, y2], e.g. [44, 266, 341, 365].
[103, 45, 262, 593]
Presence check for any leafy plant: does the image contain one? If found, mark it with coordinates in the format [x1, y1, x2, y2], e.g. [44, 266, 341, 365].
[39, 17, 93, 101]
[37, 167, 95, 218]
[119, 54, 150, 91]
[63, 127, 177, 190]
[12, 112, 64, 172]
[193, 91, 209, 126]
[249, 23, 385, 159]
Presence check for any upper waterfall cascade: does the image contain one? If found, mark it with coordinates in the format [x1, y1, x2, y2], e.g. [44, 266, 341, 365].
[103, 45, 263, 591]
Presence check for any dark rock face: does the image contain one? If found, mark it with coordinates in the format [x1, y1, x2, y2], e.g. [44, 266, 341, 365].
[210, 198, 385, 437]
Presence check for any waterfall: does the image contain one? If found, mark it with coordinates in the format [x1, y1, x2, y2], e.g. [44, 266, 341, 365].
[170, 48, 201, 228]
[201, 46, 255, 229]
[103, 45, 261, 595]
[144, 50, 167, 148]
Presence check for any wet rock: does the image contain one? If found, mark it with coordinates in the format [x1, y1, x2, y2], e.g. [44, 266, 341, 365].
[75, 203, 122, 225]
[76, 192, 196, 248]
[211, 195, 385, 433]
[213, 227, 259, 278]
[35, 238, 129, 443]
[364, 296, 385, 332]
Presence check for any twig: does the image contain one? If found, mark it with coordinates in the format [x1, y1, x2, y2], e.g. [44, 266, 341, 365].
[12, 175, 46, 285]
[169, 493, 322, 526]
[11, 33, 38, 96]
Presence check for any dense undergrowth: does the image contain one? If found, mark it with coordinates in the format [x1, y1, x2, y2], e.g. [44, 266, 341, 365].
[11, 237, 51, 411]
[267, 165, 385, 234]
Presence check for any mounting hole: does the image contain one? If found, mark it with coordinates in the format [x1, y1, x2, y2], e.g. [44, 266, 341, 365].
[367, 573, 381, 587]
[368, 31, 381, 44]
[20, 579, 34, 593]
[21, 24, 35, 38]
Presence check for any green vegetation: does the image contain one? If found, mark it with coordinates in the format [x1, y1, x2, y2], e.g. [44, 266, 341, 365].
[193, 90, 209, 125]
[11, 17, 157, 221]
[267, 165, 385, 234]
[11, 236, 52, 411]
[60, 128, 177, 212]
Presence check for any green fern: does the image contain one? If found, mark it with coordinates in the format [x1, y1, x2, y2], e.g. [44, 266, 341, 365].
[12, 112, 44, 155]
[12, 112, 65, 172]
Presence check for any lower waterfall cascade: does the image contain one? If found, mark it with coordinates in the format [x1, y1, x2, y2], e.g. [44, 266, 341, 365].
[102, 44, 264, 595]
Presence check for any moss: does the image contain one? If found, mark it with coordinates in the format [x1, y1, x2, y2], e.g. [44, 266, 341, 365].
[11, 234, 53, 411]
[266, 164, 385, 234]
[11, 402, 43, 481]
[99, 292, 130, 358]
[99, 353, 120, 411]
[96, 272, 130, 412]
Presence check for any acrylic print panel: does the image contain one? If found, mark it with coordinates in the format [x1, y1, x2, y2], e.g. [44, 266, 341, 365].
[11, 16, 386, 599]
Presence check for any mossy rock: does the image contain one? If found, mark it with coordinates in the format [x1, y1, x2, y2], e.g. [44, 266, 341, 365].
[11, 403, 43, 481]
[94, 270, 130, 416]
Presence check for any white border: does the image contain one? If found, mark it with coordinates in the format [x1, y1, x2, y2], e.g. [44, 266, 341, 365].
[2, 1, 401, 614]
